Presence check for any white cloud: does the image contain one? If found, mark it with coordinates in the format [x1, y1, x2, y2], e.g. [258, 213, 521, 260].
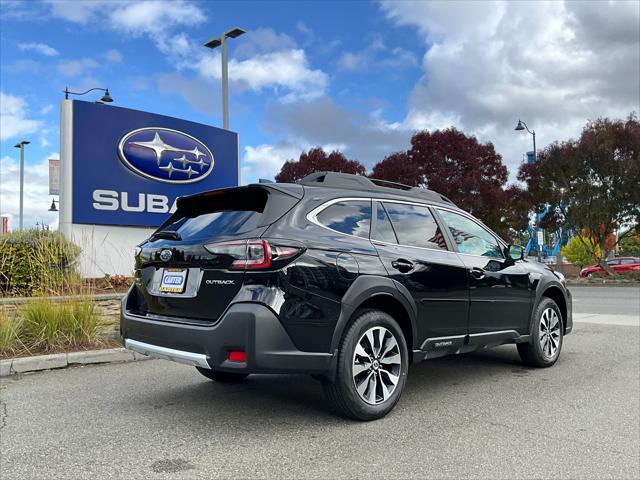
[56, 58, 99, 76]
[380, 0, 640, 177]
[40, 104, 54, 115]
[46, 0, 205, 32]
[103, 49, 123, 63]
[45, 1, 326, 102]
[337, 35, 417, 71]
[108, 0, 206, 35]
[231, 50, 328, 101]
[233, 28, 298, 59]
[0, 92, 43, 141]
[0, 153, 59, 231]
[241, 141, 350, 184]
[242, 144, 304, 183]
[158, 31, 328, 104]
[18, 42, 59, 56]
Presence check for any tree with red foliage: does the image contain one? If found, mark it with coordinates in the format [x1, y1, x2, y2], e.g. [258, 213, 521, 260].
[371, 128, 519, 238]
[275, 147, 366, 183]
[518, 114, 640, 274]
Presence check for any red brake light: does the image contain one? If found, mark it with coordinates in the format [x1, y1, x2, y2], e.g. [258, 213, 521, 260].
[228, 350, 247, 362]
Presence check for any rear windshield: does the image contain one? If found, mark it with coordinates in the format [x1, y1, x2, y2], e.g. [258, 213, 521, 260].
[156, 186, 297, 242]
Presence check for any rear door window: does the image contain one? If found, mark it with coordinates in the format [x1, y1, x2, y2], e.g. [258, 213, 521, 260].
[315, 200, 371, 238]
[382, 202, 447, 250]
[372, 202, 398, 244]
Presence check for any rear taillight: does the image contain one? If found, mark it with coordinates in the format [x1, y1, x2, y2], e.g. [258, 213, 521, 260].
[204, 239, 301, 270]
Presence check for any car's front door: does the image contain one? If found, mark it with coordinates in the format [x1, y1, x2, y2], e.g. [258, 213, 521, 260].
[371, 201, 469, 355]
[435, 208, 533, 335]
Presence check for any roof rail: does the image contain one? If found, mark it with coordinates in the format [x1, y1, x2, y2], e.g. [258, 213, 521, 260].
[296, 171, 455, 206]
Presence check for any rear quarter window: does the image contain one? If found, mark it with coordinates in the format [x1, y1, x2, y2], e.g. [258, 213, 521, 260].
[315, 200, 371, 238]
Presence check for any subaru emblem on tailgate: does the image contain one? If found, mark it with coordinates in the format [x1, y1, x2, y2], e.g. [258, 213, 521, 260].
[159, 249, 172, 262]
[118, 127, 215, 184]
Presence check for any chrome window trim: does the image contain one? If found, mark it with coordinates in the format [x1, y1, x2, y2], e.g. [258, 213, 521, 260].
[306, 197, 374, 241]
[307, 196, 458, 253]
[306, 196, 509, 261]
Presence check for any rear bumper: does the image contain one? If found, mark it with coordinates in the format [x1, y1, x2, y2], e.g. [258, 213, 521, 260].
[120, 297, 334, 374]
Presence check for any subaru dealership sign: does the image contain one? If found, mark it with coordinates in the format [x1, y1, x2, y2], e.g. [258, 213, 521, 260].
[69, 100, 238, 227]
[59, 100, 239, 276]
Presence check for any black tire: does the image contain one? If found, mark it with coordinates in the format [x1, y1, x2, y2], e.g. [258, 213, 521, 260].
[322, 309, 409, 421]
[518, 297, 564, 368]
[195, 367, 249, 383]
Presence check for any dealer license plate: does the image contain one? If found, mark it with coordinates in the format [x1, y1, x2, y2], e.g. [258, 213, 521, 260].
[159, 268, 188, 293]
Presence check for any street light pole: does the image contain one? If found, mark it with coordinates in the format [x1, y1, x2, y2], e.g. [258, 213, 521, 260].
[515, 119, 540, 261]
[14, 140, 30, 231]
[221, 35, 229, 130]
[515, 119, 536, 161]
[204, 27, 246, 130]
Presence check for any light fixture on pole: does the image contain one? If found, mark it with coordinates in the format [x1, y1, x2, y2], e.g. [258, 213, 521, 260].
[64, 87, 113, 103]
[13, 140, 30, 231]
[48, 198, 59, 212]
[204, 27, 246, 130]
[514, 119, 536, 161]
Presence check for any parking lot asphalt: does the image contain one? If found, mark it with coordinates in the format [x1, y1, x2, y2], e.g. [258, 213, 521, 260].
[1, 286, 639, 479]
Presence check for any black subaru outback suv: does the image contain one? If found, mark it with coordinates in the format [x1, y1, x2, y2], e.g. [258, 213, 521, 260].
[122, 172, 572, 420]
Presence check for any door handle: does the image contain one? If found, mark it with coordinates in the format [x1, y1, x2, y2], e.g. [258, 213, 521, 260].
[392, 259, 414, 273]
[470, 268, 485, 280]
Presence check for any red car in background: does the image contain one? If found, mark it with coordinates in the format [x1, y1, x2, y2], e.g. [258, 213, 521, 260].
[579, 257, 640, 277]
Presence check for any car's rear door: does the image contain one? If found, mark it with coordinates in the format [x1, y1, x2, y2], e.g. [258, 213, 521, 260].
[434, 208, 532, 335]
[371, 201, 469, 353]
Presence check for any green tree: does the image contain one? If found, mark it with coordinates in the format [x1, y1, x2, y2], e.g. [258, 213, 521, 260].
[562, 235, 600, 268]
[518, 114, 640, 274]
[619, 233, 640, 257]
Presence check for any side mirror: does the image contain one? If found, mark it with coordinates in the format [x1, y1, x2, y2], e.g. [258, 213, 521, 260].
[506, 244, 524, 261]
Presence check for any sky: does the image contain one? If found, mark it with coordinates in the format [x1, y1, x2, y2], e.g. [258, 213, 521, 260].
[0, 0, 638, 230]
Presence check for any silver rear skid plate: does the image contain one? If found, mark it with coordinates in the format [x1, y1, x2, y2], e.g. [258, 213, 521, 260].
[124, 338, 211, 369]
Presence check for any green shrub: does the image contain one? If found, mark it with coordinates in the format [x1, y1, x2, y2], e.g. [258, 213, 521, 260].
[562, 235, 600, 268]
[0, 229, 81, 296]
[619, 234, 640, 257]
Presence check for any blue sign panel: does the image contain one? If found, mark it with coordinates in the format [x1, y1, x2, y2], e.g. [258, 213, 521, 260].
[72, 101, 238, 227]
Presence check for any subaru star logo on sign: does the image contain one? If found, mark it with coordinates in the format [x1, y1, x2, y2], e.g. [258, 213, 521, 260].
[69, 101, 238, 227]
[118, 128, 215, 184]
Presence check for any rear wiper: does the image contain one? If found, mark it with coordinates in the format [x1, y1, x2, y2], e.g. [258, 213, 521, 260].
[151, 230, 182, 241]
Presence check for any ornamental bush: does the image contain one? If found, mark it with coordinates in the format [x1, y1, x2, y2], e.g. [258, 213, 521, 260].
[0, 229, 81, 296]
[561, 235, 600, 269]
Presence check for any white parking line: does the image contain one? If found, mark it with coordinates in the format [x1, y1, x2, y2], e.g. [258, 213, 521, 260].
[573, 313, 639, 327]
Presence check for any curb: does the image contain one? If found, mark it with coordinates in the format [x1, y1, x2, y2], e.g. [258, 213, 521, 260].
[0, 348, 150, 377]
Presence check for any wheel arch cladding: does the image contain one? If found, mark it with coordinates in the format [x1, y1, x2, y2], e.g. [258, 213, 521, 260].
[541, 286, 567, 333]
[330, 275, 418, 357]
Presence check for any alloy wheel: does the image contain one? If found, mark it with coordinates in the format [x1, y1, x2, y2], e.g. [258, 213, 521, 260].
[539, 307, 561, 359]
[352, 326, 401, 405]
